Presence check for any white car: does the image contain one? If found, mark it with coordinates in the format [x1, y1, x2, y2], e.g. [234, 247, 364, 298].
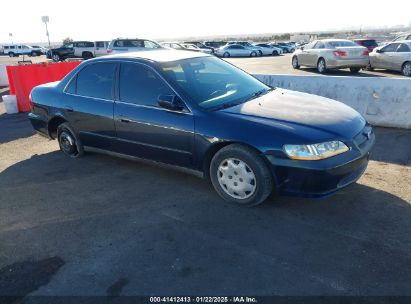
[254, 43, 283, 56]
[107, 38, 162, 54]
[181, 43, 213, 54]
[216, 44, 257, 57]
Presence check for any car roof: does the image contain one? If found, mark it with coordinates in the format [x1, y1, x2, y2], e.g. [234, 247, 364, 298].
[354, 38, 376, 41]
[389, 40, 411, 45]
[105, 49, 210, 62]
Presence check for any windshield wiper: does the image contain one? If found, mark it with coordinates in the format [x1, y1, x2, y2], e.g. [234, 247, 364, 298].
[210, 102, 242, 111]
[251, 87, 274, 98]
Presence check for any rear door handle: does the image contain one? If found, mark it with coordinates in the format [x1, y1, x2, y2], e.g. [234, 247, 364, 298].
[65, 106, 74, 112]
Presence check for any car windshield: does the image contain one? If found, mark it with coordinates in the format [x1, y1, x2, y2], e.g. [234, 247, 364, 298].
[328, 40, 358, 47]
[159, 56, 271, 110]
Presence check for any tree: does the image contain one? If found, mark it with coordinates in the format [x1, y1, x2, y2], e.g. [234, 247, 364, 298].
[62, 37, 73, 45]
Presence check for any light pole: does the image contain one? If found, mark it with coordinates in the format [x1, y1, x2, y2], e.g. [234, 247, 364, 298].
[41, 16, 51, 47]
[9, 33, 13, 44]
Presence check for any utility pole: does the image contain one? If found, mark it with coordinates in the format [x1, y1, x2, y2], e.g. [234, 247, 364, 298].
[9, 33, 13, 44]
[41, 16, 51, 47]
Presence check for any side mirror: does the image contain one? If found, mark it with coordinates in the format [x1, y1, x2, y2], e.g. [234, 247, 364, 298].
[158, 94, 184, 111]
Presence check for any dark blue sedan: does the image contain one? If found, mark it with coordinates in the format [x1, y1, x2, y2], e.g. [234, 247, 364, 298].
[29, 50, 374, 206]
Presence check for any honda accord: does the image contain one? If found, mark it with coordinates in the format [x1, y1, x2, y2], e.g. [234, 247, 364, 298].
[29, 50, 374, 206]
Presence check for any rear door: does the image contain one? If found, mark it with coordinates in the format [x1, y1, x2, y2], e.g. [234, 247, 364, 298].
[114, 62, 194, 168]
[63, 62, 117, 149]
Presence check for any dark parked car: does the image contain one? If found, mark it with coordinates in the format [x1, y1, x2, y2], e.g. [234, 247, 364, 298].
[29, 50, 374, 206]
[354, 39, 378, 52]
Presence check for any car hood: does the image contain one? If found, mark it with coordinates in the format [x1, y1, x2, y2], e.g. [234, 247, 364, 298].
[221, 88, 365, 140]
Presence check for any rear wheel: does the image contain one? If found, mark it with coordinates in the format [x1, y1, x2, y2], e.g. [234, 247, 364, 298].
[292, 56, 300, 69]
[272, 50, 278, 56]
[57, 123, 84, 158]
[210, 144, 273, 206]
[31, 51, 37, 57]
[317, 58, 327, 74]
[8, 52, 15, 57]
[82, 52, 93, 60]
[350, 68, 361, 73]
[402, 61, 411, 77]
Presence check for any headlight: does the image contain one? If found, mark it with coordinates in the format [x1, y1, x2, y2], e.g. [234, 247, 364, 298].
[283, 141, 349, 160]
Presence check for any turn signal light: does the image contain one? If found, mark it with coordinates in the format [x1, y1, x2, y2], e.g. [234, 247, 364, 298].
[333, 51, 347, 57]
[107, 49, 112, 53]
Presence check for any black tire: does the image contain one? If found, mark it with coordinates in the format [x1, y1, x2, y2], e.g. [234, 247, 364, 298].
[272, 50, 278, 56]
[57, 123, 84, 158]
[290, 48, 295, 53]
[52, 53, 60, 62]
[223, 52, 230, 58]
[365, 63, 374, 71]
[250, 51, 257, 57]
[292, 56, 300, 69]
[210, 144, 273, 206]
[8, 52, 15, 57]
[317, 58, 327, 74]
[350, 68, 361, 73]
[258, 50, 263, 56]
[82, 52, 93, 60]
[31, 51, 37, 57]
[401, 61, 411, 77]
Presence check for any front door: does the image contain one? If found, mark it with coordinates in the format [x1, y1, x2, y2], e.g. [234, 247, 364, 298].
[114, 62, 194, 168]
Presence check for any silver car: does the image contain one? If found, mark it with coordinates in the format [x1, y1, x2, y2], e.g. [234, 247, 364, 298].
[369, 41, 411, 76]
[291, 39, 369, 74]
[107, 38, 162, 54]
[215, 44, 256, 57]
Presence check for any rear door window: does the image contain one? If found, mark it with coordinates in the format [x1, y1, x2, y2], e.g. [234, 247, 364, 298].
[76, 63, 117, 100]
[397, 44, 410, 52]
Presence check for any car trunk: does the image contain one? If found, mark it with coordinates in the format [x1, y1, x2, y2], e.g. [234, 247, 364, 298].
[335, 46, 367, 59]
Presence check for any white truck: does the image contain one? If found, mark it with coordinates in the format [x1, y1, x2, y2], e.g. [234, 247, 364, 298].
[2, 44, 44, 57]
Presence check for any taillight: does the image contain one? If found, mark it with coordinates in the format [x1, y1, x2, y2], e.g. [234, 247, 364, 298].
[333, 51, 347, 57]
[107, 49, 112, 53]
[362, 50, 370, 56]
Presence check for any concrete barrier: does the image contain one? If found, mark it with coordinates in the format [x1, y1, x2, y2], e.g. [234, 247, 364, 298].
[0, 64, 9, 87]
[254, 74, 411, 129]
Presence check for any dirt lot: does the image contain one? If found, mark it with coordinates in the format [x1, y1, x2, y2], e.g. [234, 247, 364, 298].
[0, 102, 410, 297]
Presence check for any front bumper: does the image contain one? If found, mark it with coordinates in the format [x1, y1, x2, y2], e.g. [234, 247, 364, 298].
[265, 126, 375, 198]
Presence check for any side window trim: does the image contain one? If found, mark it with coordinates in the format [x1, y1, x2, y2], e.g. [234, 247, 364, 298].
[115, 61, 192, 113]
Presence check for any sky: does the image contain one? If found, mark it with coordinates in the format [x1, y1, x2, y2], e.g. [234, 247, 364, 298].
[1, 0, 410, 44]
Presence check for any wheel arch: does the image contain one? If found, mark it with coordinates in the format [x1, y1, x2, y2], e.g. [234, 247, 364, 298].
[201, 141, 274, 182]
[48, 115, 67, 139]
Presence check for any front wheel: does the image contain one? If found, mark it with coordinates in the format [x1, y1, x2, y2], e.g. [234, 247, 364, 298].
[402, 62, 411, 77]
[8, 52, 15, 57]
[250, 51, 257, 57]
[272, 50, 278, 56]
[223, 52, 230, 58]
[52, 54, 60, 62]
[57, 123, 84, 158]
[210, 144, 273, 206]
